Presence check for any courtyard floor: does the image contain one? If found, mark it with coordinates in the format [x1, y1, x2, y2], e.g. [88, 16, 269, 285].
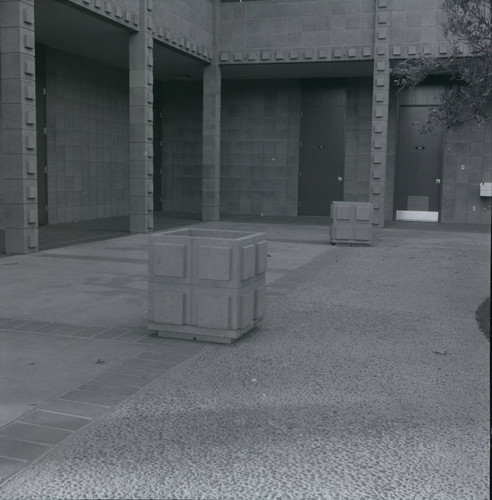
[0, 219, 489, 499]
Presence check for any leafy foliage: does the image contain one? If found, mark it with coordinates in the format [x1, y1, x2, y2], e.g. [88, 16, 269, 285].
[392, 0, 492, 131]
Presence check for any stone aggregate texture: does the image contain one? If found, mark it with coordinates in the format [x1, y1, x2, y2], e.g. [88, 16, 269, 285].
[0, 222, 489, 499]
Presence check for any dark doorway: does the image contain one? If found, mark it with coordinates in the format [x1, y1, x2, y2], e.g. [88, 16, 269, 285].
[395, 106, 443, 222]
[35, 43, 48, 225]
[153, 82, 163, 212]
[298, 81, 346, 216]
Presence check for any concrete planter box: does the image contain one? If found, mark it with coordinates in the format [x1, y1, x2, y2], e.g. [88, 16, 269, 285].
[331, 201, 373, 245]
[148, 228, 268, 343]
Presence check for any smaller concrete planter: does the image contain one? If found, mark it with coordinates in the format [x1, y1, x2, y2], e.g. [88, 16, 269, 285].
[148, 228, 267, 343]
[331, 201, 373, 245]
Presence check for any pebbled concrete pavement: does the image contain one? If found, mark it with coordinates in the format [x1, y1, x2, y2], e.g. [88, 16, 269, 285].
[0, 221, 489, 499]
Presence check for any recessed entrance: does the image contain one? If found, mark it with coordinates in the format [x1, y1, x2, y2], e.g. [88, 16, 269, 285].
[298, 82, 346, 216]
[395, 106, 443, 222]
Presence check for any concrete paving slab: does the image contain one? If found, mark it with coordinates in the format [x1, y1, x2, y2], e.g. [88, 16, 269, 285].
[92, 372, 155, 388]
[0, 330, 147, 426]
[20, 411, 91, 431]
[77, 382, 138, 397]
[0, 423, 71, 445]
[58, 389, 129, 407]
[39, 400, 108, 420]
[0, 458, 25, 482]
[0, 437, 50, 462]
[106, 364, 166, 379]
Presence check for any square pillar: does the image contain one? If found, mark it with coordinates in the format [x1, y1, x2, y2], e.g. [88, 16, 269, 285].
[0, 0, 38, 253]
[202, 64, 221, 221]
[369, 0, 391, 227]
[129, 0, 153, 233]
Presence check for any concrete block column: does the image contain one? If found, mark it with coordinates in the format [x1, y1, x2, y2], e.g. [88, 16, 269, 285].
[0, 0, 38, 253]
[202, 63, 221, 221]
[129, 0, 153, 233]
[369, 0, 391, 227]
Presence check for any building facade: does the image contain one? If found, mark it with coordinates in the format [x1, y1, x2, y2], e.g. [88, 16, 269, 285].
[0, 0, 490, 253]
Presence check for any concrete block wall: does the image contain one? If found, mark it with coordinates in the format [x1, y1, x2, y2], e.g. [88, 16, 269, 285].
[61, 0, 141, 32]
[344, 77, 372, 202]
[389, 0, 451, 59]
[441, 110, 492, 224]
[160, 82, 203, 215]
[153, 0, 213, 52]
[113, 0, 139, 11]
[0, 65, 3, 230]
[384, 89, 398, 221]
[218, 0, 376, 63]
[220, 80, 300, 216]
[45, 48, 129, 224]
[202, 64, 221, 221]
[386, 89, 491, 225]
[129, 0, 154, 233]
[0, 0, 39, 253]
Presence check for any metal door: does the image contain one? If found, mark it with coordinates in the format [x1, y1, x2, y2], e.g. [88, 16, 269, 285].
[35, 44, 48, 225]
[395, 106, 443, 222]
[298, 103, 345, 216]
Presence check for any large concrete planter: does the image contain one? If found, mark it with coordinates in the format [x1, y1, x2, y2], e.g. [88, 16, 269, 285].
[331, 201, 373, 245]
[148, 228, 268, 343]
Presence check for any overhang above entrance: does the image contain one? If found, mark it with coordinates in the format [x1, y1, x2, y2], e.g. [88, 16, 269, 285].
[221, 60, 373, 80]
[35, 0, 129, 69]
[34, 0, 206, 81]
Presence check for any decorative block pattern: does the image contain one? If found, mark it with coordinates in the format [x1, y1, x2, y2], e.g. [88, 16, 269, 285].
[241, 244, 255, 281]
[153, 243, 186, 278]
[218, 0, 375, 64]
[389, 1, 446, 59]
[369, 1, 391, 227]
[152, 0, 212, 62]
[196, 292, 229, 328]
[67, 0, 140, 31]
[152, 290, 185, 325]
[148, 228, 268, 343]
[0, 0, 38, 253]
[331, 202, 373, 246]
[256, 241, 268, 274]
[197, 246, 231, 281]
[129, 0, 153, 233]
[216, 1, 452, 67]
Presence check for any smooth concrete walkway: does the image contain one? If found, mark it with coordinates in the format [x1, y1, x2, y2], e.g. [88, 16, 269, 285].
[0, 214, 201, 255]
[0, 221, 489, 499]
